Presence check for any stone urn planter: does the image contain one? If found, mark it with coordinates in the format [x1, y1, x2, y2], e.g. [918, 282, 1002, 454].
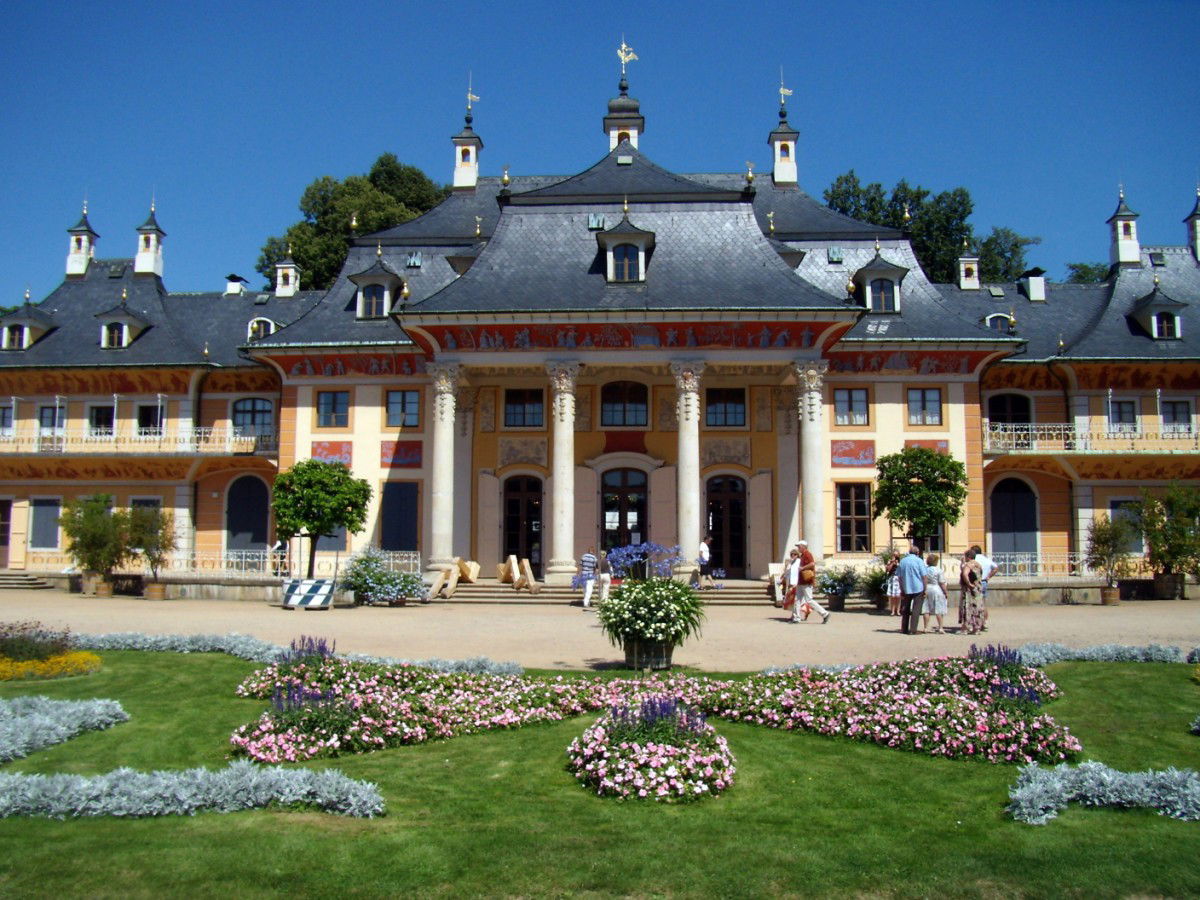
[622, 637, 674, 670]
[143, 582, 168, 601]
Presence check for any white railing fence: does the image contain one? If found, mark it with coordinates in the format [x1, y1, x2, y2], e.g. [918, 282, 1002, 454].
[989, 551, 1150, 579]
[0, 427, 278, 455]
[25, 548, 422, 581]
[985, 422, 1200, 454]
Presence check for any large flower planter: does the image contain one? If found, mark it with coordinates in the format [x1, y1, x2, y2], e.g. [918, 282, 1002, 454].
[622, 637, 674, 670]
[143, 582, 167, 601]
[1099, 586, 1120, 605]
[94, 581, 114, 597]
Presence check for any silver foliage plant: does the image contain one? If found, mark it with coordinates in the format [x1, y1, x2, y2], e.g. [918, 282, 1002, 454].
[0, 696, 129, 763]
[72, 631, 522, 674]
[0, 759, 384, 819]
[1007, 761, 1200, 825]
[1015, 643, 1186, 667]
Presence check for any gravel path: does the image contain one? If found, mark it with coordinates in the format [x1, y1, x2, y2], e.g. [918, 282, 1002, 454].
[3, 589, 1197, 671]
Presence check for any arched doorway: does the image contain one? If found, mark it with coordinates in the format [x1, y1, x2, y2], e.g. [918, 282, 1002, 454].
[601, 468, 647, 550]
[502, 476, 543, 578]
[991, 478, 1038, 572]
[706, 475, 746, 578]
[226, 476, 269, 551]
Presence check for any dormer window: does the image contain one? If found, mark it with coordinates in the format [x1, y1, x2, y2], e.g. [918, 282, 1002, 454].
[869, 279, 896, 313]
[248, 318, 276, 341]
[986, 314, 1011, 332]
[852, 249, 908, 314]
[3, 324, 26, 350]
[361, 284, 388, 318]
[102, 321, 127, 348]
[613, 244, 640, 282]
[1154, 311, 1180, 339]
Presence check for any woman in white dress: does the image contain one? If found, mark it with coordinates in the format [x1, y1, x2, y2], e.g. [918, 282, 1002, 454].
[921, 553, 949, 635]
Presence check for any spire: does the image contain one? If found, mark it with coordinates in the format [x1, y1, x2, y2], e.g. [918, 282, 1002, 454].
[134, 201, 165, 277]
[66, 200, 99, 277]
[452, 72, 484, 189]
[1107, 185, 1140, 266]
[768, 69, 799, 185]
[604, 39, 644, 150]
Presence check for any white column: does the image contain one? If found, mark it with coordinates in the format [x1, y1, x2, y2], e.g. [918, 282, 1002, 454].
[546, 361, 580, 584]
[796, 360, 828, 560]
[672, 360, 704, 574]
[427, 362, 460, 571]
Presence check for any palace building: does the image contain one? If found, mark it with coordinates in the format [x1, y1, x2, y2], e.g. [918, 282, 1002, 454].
[2, 69, 1199, 584]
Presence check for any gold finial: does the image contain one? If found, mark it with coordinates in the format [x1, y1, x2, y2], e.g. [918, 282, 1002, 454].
[82, 195, 88, 215]
[287, 243, 293, 257]
[203, 341, 209, 358]
[902, 202, 911, 224]
[874, 236, 881, 253]
[401, 282, 410, 300]
[846, 278, 856, 296]
[1118, 182, 1125, 200]
[617, 38, 638, 75]
[1154, 273, 1160, 286]
[24, 287, 30, 303]
[1058, 334, 1065, 353]
[376, 241, 382, 258]
[745, 161, 755, 184]
[121, 287, 127, 303]
[474, 215, 482, 237]
[622, 195, 629, 215]
[767, 211, 775, 234]
[1008, 308, 1016, 329]
[350, 212, 358, 232]
[962, 237, 969, 253]
[466, 71, 479, 111]
[501, 165, 510, 187]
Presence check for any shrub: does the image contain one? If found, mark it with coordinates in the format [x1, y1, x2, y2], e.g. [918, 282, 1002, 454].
[340, 547, 429, 604]
[0, 621, 72, 662]
[596, 577, 705, 647]
[0, 696, 128, 763]
[58, 494, 136, 581]
[1016, 643, 1185, 667]
[817, 565, 859, 599]
[860, 566, 888, 601]
[0, 651, 101, 681]
[1008, 761, 1200, 825]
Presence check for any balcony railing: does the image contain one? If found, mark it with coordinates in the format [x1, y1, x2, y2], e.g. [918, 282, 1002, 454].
[25, 549, 422, 581]
[0, 427, 278, 456]
[985, 423, 1200, 455]
[990, 552, 1150, 579]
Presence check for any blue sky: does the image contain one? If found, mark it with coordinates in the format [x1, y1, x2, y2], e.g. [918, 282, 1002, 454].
[2, 0, 1197, 302]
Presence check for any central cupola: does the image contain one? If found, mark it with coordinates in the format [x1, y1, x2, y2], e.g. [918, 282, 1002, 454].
[604, 40, 644, 150]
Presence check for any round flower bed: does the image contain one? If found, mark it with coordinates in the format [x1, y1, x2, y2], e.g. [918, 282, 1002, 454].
[566, 697, 736, 802]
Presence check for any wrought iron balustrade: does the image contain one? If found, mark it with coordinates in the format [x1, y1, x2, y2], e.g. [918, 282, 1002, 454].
[985, 422, 1200, 454]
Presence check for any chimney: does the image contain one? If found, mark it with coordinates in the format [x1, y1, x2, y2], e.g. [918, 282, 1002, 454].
[1019, 267, 1046, 302]
[224, 274, 248, 296]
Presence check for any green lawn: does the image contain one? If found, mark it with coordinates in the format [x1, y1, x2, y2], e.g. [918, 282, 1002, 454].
[0, 652, 1197, 898]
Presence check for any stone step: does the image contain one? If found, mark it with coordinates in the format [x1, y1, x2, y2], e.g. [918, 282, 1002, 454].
[0, 572, 55, 590]
[434, 578, 800, 607]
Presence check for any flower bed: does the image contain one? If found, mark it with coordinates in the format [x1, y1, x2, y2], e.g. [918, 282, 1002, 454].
[232, 650, 1080, 766]
[0, 651, 101, 681]
[567, 697, 735, 802]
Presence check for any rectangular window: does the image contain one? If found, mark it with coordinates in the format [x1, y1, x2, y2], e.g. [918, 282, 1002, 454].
[0, 405, 12, 437]
[30, 498, 60, 549]
[836, 484, 872, 552]
[317, 391, 349, 428]
[1108, 399, 1137, 433]
[504, 389, 544, 428]
[386, 390, 420, 428]
[705, 389, 746, 427]
[131, 497, 162, 510]
[88, 405, 115, 437]
[137, 404, 163, 437]
[38, 405, 61, 434]
[834, 388, 869, 426]
[907, 388, 942, 426]
[1161, 400, 1191, 435]
[1109, 500, 1143, 553]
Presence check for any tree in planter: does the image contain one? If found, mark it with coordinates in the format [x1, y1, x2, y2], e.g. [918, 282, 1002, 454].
[59, 495, 135, 589]
[130, 507, 178, 586]
[271, 460, 372, 579]
[1133, 484, 1200, 597]
[1084, 514, 1136, 588]
[872, 447, 969, 549]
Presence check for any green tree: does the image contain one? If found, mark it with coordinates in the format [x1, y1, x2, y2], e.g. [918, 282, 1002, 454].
[872, 447, 969, 547]
[59, 495, 135, 584]
[130, 507, 178, 583]
[257, 155, 447, 291]
[272, 460, 372, 578]
[1065, 262, 1110, 283]
[1133, 484, 1200, 580]
[823, 170, 1040, 284]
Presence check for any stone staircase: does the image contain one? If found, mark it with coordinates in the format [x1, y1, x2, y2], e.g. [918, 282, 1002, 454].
[0, 572, 55, 590]
[435, 578, 780, 606]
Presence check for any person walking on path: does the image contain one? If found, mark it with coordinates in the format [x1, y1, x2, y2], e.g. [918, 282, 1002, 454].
[921, 553, 949, 634]
[897, 545, 927, 634]
[597, 551, 613, 605]
[791, 540, 829, 624]
[698, 535, 716, 589]
[959, 549, 985, 635]
[884, 551, 902, 617]
[578, 547, 598, 609]
[970, 544, 998, 632]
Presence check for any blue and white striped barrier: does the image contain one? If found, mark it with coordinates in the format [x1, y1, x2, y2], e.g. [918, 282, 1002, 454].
[282, 579, 335, 610]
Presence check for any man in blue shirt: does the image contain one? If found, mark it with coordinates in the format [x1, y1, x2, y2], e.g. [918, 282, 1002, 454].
[896, 545, 927, 635]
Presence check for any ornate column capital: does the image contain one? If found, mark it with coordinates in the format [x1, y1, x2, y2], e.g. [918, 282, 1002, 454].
[794, 359, 828, 394]
[669, 359, 705, 394]
[428, 362, 462, 395]
[545, 360, 581, 395]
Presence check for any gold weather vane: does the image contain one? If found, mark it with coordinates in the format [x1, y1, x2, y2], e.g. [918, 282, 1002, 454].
[767, 211, 775, 234]
[475, 215, 482, 237]
[617, 39, 638, 75]
[466, 71, 479, 111]
[778, 67, 793, 106]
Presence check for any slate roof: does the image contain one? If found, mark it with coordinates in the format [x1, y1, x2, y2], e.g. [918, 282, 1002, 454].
[0, 257, 319, 368]
[365, 176, 560, 244]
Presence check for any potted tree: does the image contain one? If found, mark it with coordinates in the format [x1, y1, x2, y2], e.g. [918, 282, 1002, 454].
[1133, 485, 1200, 600]
[130, 507, 178, 600]
[597, 575, 705, 670]
[1084, 513, 1135, 605]
[59, 494, 135, 596]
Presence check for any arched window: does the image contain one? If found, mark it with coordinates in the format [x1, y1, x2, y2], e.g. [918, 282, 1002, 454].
[600, 381, 648, 427]
[870, 279, 896, 313]
[232, 398, 273, 436]
[280, 271, 290, 286]
[1155, 312, 1178, 339]
[248, 318, 275, 341]
[104, 322, 125, 348]
[780, 143, 790, 159]
[1122, 222, 1133, 238]
[143, 235, 151, 249]
[361, 284, 387, 318]
[613, 244, 639, 282]
[74, 236, 83, 251]
[617, 131, 631, 144]
[460, 147, 471, 163]
[986, 314, 1011, 332]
